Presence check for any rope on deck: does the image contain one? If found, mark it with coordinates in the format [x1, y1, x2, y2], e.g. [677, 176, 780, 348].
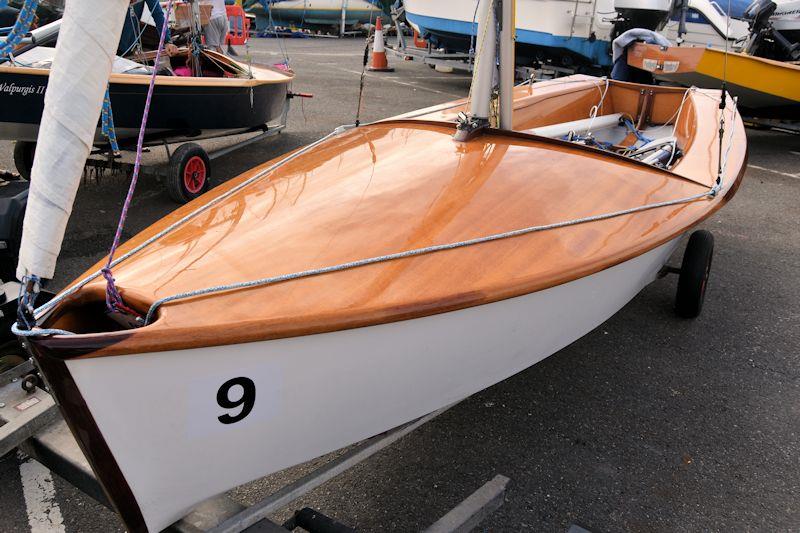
[142, 187, 718, 326]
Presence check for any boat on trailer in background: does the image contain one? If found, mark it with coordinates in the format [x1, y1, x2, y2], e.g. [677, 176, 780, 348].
[0, 11, 294, 203]
[246, 0, 388, 33]
[0, 47, 292, 144]
[15, 0, 745, 531]
[624, 0, 800, 125]
[626, 42, 800, 120]
[400, 0, 752, 71]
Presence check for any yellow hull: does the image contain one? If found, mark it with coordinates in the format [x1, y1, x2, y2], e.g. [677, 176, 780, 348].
[627, 43, 800, 118]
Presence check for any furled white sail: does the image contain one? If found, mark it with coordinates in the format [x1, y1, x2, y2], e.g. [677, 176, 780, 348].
[16, 0, 129, 280]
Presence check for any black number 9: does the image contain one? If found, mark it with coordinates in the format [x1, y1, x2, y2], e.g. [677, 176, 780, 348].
[217, 377, 256, 424]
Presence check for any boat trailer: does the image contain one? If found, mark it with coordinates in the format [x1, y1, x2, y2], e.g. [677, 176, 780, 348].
[11, 93, 307, 206]
[385, 4, 476, 74]
[0, 346, 510, 533]
[385, 3, 587, 80]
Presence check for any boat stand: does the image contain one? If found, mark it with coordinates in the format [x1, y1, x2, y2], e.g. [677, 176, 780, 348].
[1, 362, 510, 532]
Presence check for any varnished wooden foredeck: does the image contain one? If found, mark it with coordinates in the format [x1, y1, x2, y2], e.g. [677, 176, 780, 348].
[39, 78, 747, 357]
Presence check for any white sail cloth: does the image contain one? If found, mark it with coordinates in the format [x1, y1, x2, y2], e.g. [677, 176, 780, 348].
[16, 0, 129, 280]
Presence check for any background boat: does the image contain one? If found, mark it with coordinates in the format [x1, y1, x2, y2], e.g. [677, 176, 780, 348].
[626, 42, 800, 119]
[402, 0, 754, 69]
[403, 0, 616, 68]
[0, 47, 293, 143]
[245, 0, 388, 32]
[658, 0, 751, 48]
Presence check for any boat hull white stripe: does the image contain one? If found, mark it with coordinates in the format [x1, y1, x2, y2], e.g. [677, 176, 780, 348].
[67, 237, 680, 532]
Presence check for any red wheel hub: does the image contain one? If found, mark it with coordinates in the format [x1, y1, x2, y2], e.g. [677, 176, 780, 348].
[183, 156, 207, 194]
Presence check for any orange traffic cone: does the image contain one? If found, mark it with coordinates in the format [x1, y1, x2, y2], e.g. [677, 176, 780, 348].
[368, 18, 394, 72]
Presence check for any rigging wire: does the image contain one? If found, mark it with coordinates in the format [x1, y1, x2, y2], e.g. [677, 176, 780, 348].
[355, 10, 377, 126]
[102, 0, 175, 318]
[716, 0, 732, 185]
[469, 0, 481, 66]
[264, 2, 290, 67]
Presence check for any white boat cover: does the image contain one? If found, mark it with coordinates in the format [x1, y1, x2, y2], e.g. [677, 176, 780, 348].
[17, 0, 129, 280]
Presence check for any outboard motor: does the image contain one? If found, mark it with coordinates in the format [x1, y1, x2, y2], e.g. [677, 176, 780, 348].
[743, 0, 800, 60]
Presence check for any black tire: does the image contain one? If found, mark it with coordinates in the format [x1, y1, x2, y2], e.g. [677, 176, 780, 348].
[167, 143, 211, 204]
[675, 230, 714, 318]
[13, 141, 36, 180]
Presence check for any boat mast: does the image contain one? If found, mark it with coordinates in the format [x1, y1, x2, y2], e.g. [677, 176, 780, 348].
[498, 0, 515, 130]
[455, 0, 515, 140]
[455, 0, 496, 141]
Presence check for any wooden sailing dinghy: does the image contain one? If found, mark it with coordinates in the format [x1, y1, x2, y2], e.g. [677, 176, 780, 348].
[15, 1, 745, 531]
[26, 76, 746, 531]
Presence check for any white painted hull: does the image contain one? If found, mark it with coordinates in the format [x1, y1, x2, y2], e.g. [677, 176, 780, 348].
[404, 0, 617, 42]
[403, 0, 616, 66]
[65, 237, 681, 531]
[403, 0, 752, 64]
[266, 0, 385, 25]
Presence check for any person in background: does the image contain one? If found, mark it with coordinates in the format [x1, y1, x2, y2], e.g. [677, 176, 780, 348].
[202, 0, 229, 54]
[118, 0, 178, 58]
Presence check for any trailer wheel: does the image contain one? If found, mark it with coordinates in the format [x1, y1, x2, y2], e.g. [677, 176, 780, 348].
[675, 230, 714, 318]
[13, 141, 36, 180]
[167, 143, 211, 203]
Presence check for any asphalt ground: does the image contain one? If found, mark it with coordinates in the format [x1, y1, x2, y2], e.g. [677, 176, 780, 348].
[1, 37, 799, 532]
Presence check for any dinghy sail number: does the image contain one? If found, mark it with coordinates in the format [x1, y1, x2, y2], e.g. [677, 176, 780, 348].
[217, 377, 256, 424]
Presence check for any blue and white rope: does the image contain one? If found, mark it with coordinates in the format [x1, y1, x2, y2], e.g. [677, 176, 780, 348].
[0, 0, 38, 59]
[101, 87, 120, 152]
